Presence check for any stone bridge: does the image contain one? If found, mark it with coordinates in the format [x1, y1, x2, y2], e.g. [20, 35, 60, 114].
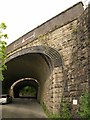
[2, 2, 90, 114]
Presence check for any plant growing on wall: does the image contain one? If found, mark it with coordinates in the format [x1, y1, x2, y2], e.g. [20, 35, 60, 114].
[77, 92, 90, 119]
[60, 97, 72, 119]
[42, 97, 72, 119]
[0, 22, 7, 81]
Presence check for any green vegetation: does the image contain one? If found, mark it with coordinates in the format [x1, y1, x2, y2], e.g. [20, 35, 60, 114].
[42, 92, 90, 119]
[59, 98, 72, 119]
[42, 97, 72, 119]
[0, 22, 8, 81]
[77, 92, 90, 119]
[41, 101, 60, 119]
[19, 86, 36, 97]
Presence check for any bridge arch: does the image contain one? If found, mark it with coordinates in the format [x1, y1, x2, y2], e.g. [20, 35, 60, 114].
[9, 78, 40, 100]
[6, 45, 62, 67]
[3, 45, 63, 102]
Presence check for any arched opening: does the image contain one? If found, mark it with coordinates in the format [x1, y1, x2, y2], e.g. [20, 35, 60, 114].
[3, 45, 63, 103]
[3, 53, 52, 95]
[10, 78, 40, 100]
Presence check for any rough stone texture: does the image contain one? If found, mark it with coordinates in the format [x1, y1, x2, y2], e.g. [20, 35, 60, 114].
[59, 5, 90, 115]
[69, 6, 90, 116]
[4, 2, 90, 114]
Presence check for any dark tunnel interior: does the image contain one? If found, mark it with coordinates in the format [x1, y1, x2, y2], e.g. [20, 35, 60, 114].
[13, 79, 39, 98]
[2, 53, 52, 94]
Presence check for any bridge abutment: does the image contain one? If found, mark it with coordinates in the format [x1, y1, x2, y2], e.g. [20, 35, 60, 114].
[2, 2, 90, 117]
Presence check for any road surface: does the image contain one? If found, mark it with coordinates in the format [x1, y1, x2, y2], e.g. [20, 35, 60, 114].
[1, 98, 47, 118]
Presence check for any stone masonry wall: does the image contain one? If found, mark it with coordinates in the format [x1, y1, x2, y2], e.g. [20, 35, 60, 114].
[5, 2, 90, 114]
[41, 20, 78, 113]
[42, 6, 90, 114]
[20, 19, 78, 113]
[68, 6, 90, 115]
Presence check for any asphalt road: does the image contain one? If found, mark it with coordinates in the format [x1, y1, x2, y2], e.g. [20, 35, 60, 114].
[1, 98, 47, 118]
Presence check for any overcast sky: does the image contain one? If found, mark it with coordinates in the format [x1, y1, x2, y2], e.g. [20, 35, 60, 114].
[0, 0, 89, 45]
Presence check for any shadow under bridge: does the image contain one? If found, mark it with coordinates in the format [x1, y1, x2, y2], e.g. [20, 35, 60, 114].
[2, 45, 62, 101]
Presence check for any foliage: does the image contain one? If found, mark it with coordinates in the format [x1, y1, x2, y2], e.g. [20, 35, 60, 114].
[60, 97, 72, 119]
[41, 101, 60, 119]
[42, 97, 72, 119]
[19, 86, 36, 97]
[77, 92, 90, 119]
[0, 22, 7, 81]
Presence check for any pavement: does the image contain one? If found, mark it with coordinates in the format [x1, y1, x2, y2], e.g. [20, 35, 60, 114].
[1, 98, 47, 118]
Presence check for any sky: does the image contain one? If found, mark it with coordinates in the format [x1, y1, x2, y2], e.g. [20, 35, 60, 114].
[0, 0, 89, 45]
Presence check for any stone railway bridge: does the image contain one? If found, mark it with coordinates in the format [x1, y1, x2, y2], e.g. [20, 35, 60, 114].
[2, 2, 90, 114]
